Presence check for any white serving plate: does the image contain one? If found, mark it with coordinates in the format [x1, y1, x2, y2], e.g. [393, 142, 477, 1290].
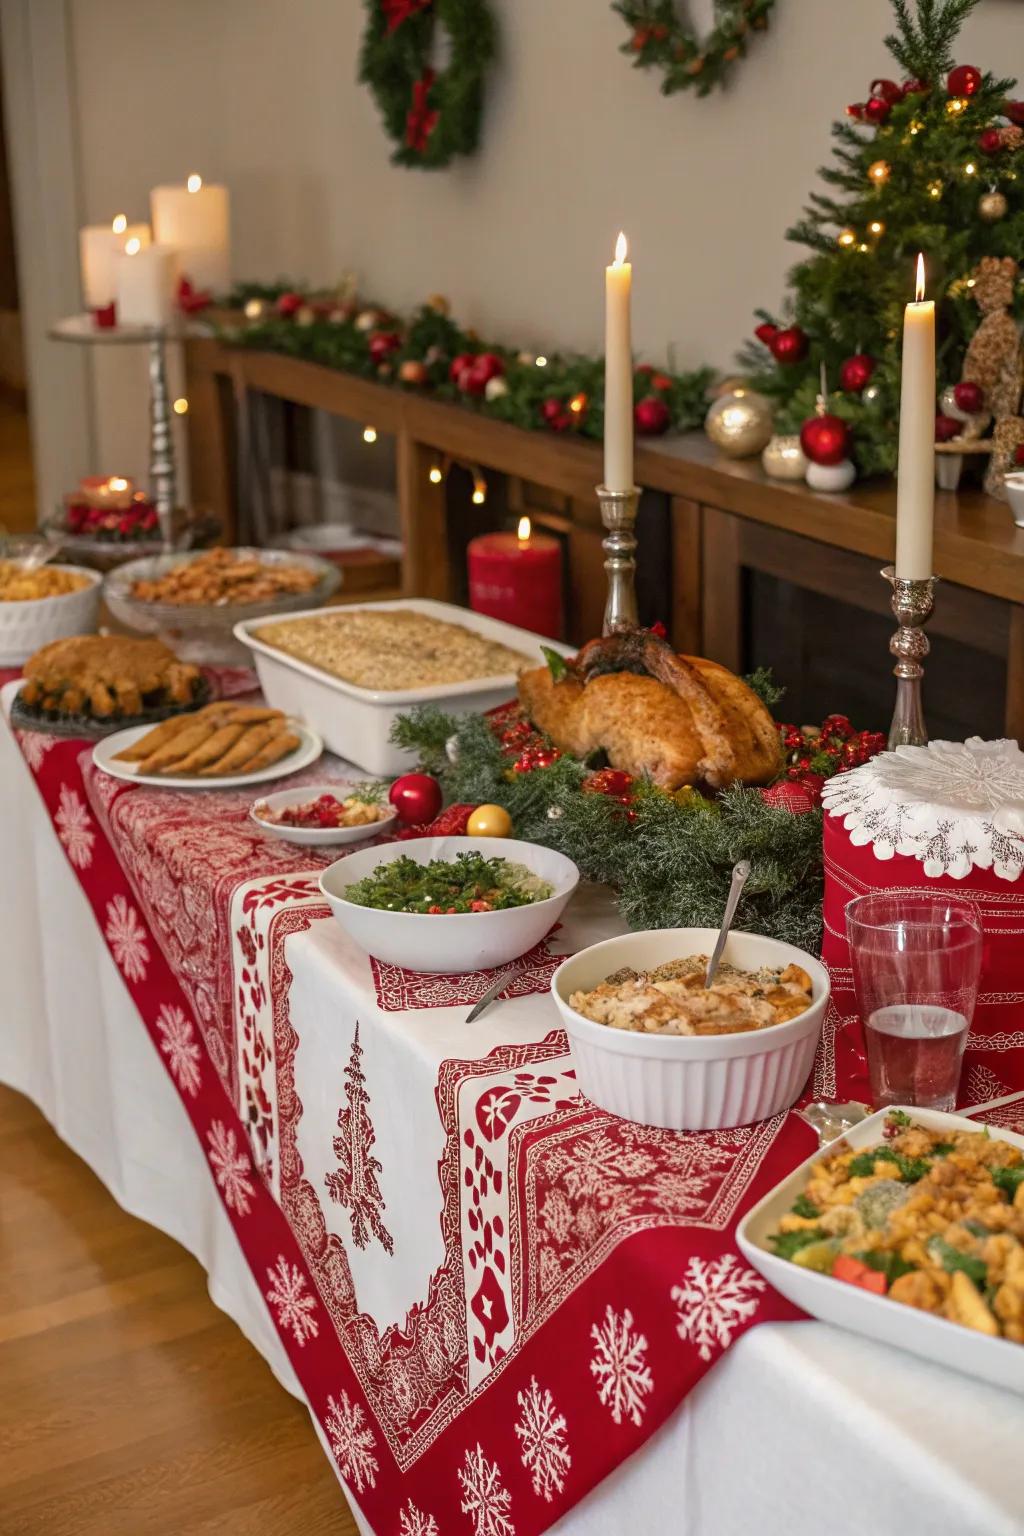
[0, 564, 102, 665]
[319, 835, 579, 973]
[234, 598, 570, 777]
[250, 782, 396, 846]
[93, 719, 322, 790]
[551, 928, 829, 1131]
[737, 1105, 1024, 1397]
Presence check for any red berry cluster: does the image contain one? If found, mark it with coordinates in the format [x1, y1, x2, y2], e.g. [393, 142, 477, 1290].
[779, 713, 886, 788]
[582, 767, 638, 822]
[498, 719, 535, 755]
[512, 745, 561, 773]
[65, 498, 159, 541]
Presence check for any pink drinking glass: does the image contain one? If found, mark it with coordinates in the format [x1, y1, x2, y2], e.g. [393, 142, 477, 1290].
[845, 892, 983, 1112]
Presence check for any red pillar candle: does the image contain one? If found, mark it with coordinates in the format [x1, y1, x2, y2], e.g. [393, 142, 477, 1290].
[467, 518, 563, 638]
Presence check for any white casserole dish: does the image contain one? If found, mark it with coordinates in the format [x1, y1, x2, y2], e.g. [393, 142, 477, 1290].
[0, 564, 102, 665]
[737, 1105, 1024, 1396]
[234, 598, 569, 777]
[319, 835, 579, 973]
[551, 928, 829, 1131]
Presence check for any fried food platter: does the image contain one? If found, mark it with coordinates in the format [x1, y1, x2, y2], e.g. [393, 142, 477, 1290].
[93, 701, 323, 789]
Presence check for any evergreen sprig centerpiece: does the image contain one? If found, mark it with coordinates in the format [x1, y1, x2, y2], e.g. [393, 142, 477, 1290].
[740, 0, 1024, 476]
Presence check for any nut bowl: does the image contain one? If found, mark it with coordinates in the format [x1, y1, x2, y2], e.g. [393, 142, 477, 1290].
[551, 927, 830, 1131]
[319, 835, 580, 973]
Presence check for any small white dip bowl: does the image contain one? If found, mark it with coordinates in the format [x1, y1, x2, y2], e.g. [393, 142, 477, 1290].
[551, 927, 830, 1131]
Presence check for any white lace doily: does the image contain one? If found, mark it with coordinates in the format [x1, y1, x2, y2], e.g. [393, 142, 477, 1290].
[821, 737, 1024, 882]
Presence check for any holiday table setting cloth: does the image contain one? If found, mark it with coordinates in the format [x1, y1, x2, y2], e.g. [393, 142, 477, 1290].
[3, 682, 1024, 1536]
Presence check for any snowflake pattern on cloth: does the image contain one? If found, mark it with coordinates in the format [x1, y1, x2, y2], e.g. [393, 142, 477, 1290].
[458, 1444, 516, 1536]
[822, 737, 1024, 880]
[325, 1389, 379, 1493]
[15, 729, 53, 771]
[324, 1022, 394, 1254]
[104, 893, 150, 982]
[206, 1119, 255, 1216]
[399, 1501, 439, 1536]
[155, 1002, 202, 1096]
[54, 783, 95, 868]
[670, 1254, 766, 1361]
[264, 1254, 319, 1346]
[589, 1305, 653, 1427]
[514, 1377, 571, 1502]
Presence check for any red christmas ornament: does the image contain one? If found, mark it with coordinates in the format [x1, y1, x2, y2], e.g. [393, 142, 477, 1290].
[368, 329, 401, 363]
[839, 354, 875, 393]
[800, 413, 850, 466]
[634, 363, 656, 379]
[388, 772, 443, 826]
[947, 64, 982, 97]
[978, 127, 1003, 155]
[276, 291, 304, 317]
[1005, 100, 1024, 126]
[634, 395, 671, 435]
[901, 78, 930, 97]
[541, 397, 566, 424]
[754, 321, 779, 345]
[463, 352, 504, 395]
[650, 372, 674, 392]
[935, 413, 961, 443]
[769, 326, 809, 365]
[864, 96, 891, 124]
[845, 102, 866, 121]
[449, 351, 477, 383]
[870, 78, 902, 105]
[953, 380, 985, 414]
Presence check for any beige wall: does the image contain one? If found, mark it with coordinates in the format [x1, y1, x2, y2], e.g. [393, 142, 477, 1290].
[47, 0, 1024, 483]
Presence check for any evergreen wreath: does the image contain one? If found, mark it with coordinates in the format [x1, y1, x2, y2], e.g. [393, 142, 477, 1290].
[613, 0, 777, 99]
[358, 0, 496, 169]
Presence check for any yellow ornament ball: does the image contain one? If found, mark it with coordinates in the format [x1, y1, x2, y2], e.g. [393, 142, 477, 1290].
[467, 804, 513, 838]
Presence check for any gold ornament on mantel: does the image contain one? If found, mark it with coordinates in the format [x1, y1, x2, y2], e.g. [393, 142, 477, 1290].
[761, 433, 809, 480]
[978, 190, 1008, 223]
[704, 387, 773, 458]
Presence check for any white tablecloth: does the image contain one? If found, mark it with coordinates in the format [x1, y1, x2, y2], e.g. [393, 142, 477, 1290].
[2, 714, 1022, 1536]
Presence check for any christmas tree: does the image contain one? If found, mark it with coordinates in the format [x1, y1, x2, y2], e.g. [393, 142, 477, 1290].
[741, 0, 1024, 477]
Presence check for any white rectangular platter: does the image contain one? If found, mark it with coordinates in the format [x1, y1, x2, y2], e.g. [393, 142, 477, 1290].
[234, 598, 572, 777]
[737, 1106, 1024, 1397]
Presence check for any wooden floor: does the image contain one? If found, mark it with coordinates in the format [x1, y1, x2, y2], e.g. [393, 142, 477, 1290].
[0, 1085, 358, 1534]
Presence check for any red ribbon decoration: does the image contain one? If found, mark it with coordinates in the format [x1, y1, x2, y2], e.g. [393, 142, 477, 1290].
[405, 68, 439, 153]
[381, 0, 431, 33]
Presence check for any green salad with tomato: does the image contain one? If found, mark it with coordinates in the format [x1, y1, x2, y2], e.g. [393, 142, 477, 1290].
[343, 853, 553, 915]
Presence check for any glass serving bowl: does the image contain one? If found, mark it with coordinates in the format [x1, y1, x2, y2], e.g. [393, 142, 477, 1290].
[102, 547, 342, 664]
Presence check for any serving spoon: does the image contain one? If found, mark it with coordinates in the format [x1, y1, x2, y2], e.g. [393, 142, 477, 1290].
[704, 859, 751, 988]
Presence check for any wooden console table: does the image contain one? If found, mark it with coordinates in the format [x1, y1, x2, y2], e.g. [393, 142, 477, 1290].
[185, 336, 1024, 736]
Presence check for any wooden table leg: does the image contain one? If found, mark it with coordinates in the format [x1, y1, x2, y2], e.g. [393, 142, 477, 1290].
[671, 496, 701, 654]
[396, 434, 449, 600]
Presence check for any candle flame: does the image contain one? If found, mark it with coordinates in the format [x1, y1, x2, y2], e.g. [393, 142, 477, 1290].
[613, 231, 628, 267]
[915, 252, 926, 302]
[517, 516, 531, 542]
[108, 476, 129, 492]
[187, 173, 202, 193]
[125, 236, 141, 255]
[111, 214, 127, 234]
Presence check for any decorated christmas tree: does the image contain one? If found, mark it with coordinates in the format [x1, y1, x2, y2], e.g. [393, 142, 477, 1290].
[741, 0, 1024, 480]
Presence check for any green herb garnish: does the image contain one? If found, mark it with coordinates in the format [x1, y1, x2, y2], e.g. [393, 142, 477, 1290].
[927, 1237, 987, 1287]
[791, 1194, 820, 1219]
[854, 1249, 916, 1284]
[541, 645, 568, 681]
[343, 852, 552, 915]
[991, 1165, 1024, 1199]
[769, 1228, 826, 1261]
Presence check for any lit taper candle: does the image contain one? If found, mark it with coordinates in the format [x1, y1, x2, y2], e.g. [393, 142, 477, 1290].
[895, 253, 936, 579]
[604, 232, 633, 493]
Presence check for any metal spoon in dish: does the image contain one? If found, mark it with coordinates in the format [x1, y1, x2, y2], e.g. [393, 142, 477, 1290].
[704, 859, 751, 988]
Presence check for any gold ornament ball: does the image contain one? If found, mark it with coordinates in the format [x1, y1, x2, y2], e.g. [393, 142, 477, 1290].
[704, 389, 773, 459]
[978, 190, 1008, 223]
[761, 433, 809, 481]
[867, 159, 890, 185]
[426, 292, 450, 315]
[466, 803, 513, 838]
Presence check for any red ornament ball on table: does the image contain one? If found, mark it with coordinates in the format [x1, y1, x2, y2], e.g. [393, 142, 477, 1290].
[947, 64, 981, 97]
[953, 380, 985, 414]
[839, 354, 875, 393]
[388, 773, 443, 826]
[800, 413, 850, 466]
[769, 326, 808, 365]
[935, 413, 961, 443]
[634, 395, 671, 435]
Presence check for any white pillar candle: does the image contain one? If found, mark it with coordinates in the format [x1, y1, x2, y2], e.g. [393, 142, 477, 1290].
[78, 216, 150, 309]
[113, 242, 179, 326]
[604, 231, 634, 493]
[895, 254, 936, 579]
[150, 174, 230, 292]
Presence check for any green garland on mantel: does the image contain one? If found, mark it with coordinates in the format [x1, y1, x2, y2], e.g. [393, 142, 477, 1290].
[390, 704, 826, 954]
[214, 282, 714, 445]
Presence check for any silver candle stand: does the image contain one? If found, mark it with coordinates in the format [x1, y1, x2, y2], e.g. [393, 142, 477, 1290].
[596, 483, 641, 634]
[882, 565, 938, 748]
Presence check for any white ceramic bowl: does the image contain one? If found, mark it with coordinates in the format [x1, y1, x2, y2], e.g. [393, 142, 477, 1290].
[319, 835, 579, 973]
[251, 783, 396, 847]
[0, 564, 102, 666]
[551, 928, 829, 1131]
[1003, 471, 1024, 529]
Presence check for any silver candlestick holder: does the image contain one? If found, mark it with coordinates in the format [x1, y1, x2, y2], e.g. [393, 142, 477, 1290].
[882, 565, 938, 748]
[597, 484, 640, 634]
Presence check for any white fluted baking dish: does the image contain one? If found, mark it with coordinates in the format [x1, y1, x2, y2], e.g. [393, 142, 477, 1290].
[551, 928, 829, 1131]
[0, 565, 102, 665]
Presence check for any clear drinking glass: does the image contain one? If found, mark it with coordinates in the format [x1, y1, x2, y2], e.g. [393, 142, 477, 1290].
[845, 893, 983, 1111]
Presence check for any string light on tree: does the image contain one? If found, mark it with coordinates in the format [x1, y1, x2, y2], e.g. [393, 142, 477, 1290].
[927, 179, 944, 199]
[963, 160, 978, 176]
[837, 226, 857, 248]
[946, 96, 968, 115]
[868, 219, 885, 237]
[535, 356, 548, 368]
[868, 159, 890, 185]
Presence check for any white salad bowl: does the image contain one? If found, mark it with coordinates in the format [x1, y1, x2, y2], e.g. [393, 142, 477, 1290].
[319, 835, 580, 973]
[551, 927, 829, 1131]
[250, 783, 396, 847]
[0, 564, 102, 665]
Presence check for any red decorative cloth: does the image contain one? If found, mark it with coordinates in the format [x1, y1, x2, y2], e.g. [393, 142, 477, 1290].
[406, 69, 439, 152]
